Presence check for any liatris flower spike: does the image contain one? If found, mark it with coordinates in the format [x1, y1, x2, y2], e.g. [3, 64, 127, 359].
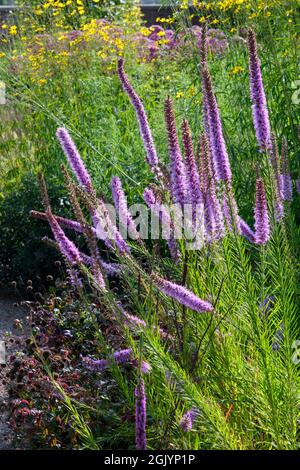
[280, 138, 292, 202]
[31, 210, 86, 235]
[82, 349, 133, 372]
[152, 274, 214, 313]
[111, 176, 141, 242]
[254, 178, 270, 245]
[164, 96, 188, 205]
[46, 208, 82, 265]
[56, 128, 93, 192]
[180, 409, 198, 432]
[143, 187, 181, 262]
[247, 29, 272, 153]
[135, 379, 147, 450]
[117, 58, 160, 174]
[182, 119, 202, 214]
[201, 68, 232, 182]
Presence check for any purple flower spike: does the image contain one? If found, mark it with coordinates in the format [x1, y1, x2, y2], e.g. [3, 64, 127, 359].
[279, 174, 293, 202]
[164, 97, 188, 205]
[94, 199, 130, 255]
[182, 119, 202, 221]
[135, 379, 147, 450]
[117, 58, 159, 173]
[82, 356, 108, 371]
[31, 210, 86, 234]
[143, 187, 181, 262]
[239, 218, 255, 243]
[111, 176, 141, 241]
[46, 208, 82, 265]
[56, 128, 93, 192]
[247, 30, 272, 152]
[222, 184, 241, 234]
[254, 178, 270, 245]
[199, 135, 225, 241]
[124, 312, 147, 329]
[280, 138, 292, 201]
[141, 361, 152, 375]
[152, 274, 214, 313]
[180, 409, 198, 432]
[270, 134, 284, 221]
[201, 68, 232, 182]
[82, 348, 133, 372]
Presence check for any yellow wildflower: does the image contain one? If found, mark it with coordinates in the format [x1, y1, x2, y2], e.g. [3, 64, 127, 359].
[39, 79, 47, 86]
[9, 25, 17, 35]
[229, 65, 245, 75]
[188, 86, 196, 97]
[0, 52, 6, 58]
[97, 51, 108, 59]
[176, 91, 184, 99]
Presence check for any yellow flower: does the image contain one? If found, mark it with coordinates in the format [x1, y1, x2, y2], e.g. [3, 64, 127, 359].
[176, 91, 184, 99]
[166, 75, 170, 81]
[188, 86, 196, 97]
[1, 24, 7, 29]
[0, 52, 6, 58]
[229, 65, 245, 75]
[230, 27, 237, 33]
[140, 27, 150, 37]
[9, 25, 17, 35]
[39, 79, 47, 86]
[34, 7, 43, 15]
[97, 51, 108, 59]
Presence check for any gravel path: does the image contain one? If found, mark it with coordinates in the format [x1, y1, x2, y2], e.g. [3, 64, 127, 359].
[0, 299, 29, 450]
